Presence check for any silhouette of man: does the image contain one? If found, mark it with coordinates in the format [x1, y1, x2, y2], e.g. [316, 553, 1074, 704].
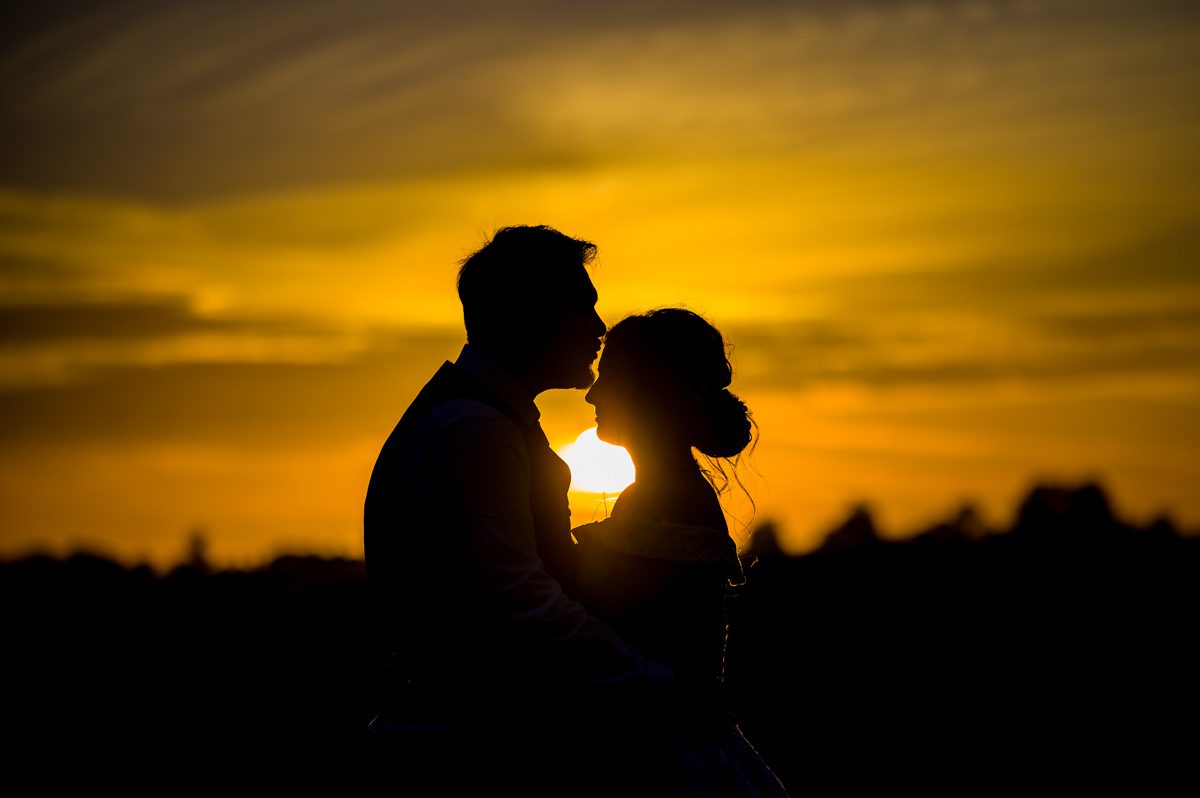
[364, 226, 672, 793]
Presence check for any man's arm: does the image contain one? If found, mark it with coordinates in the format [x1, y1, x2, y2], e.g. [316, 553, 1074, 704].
[427, 408, 673, 697]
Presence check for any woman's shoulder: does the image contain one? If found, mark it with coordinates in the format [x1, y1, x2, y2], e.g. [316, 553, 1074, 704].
[620, 470, 729, 528]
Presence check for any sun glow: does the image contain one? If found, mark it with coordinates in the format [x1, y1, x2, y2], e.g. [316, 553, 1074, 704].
[556, 428, 636, 495]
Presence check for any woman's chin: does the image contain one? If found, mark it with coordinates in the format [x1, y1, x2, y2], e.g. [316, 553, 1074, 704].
[594, 426, 621, 447]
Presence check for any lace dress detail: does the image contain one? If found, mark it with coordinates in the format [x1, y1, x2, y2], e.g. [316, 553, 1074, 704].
[574, 516, 745, 574]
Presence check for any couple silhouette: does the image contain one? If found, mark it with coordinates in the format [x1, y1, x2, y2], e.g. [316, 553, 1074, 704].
[364, 225, 787, 796]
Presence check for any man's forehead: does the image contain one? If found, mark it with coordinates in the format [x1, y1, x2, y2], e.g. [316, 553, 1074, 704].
[576, 270, 599, 304]
[538, 265, 598, 303]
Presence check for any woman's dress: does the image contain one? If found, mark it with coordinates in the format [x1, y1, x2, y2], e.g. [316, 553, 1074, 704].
[572, 513, 790, 797]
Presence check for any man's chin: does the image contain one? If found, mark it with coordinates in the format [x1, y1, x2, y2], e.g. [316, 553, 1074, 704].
[553, 364, 595, 391]
[569, 369, 596, 391]
[542, 360, 595, 391]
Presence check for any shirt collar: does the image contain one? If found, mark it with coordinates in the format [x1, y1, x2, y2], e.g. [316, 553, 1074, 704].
[454, 343, 541, 427]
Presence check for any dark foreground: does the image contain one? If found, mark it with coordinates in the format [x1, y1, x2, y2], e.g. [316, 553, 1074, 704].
[5, 483, 1197, 790]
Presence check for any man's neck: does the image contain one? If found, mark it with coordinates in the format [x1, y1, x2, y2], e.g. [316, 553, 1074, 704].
[455, 343, 541, 426]
[468, 342, 543, 397]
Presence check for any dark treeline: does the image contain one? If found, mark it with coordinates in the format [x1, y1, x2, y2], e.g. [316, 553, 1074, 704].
[4, 482, 1197, 788]
[731, 484, 1198, 792]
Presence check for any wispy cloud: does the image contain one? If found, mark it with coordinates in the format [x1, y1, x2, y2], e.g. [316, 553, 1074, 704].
[3, 1, 1197, 199]
[0, 327, 462, 444]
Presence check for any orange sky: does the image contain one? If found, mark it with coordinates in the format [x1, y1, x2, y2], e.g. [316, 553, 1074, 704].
[2, 0, 1198, 566]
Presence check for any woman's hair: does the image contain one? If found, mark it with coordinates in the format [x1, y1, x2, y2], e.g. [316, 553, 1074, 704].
[602, 308, 757, 506]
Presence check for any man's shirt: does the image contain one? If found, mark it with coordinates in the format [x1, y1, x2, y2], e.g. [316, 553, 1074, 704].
[364, 343, 671, 719]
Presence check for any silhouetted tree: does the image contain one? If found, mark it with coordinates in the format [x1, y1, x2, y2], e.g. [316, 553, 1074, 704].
[819, 502, 879, 552]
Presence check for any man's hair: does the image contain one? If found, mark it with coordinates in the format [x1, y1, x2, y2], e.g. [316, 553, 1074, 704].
[457, 225, 597, 343]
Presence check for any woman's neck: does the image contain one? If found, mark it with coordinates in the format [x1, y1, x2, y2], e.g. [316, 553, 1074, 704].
[627, 440, 698, 481]
[617, 443, 726, 530]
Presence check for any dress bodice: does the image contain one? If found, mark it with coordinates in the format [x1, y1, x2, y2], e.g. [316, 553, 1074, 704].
[572, 515, 791, 796]
[573, 516, 744, 692]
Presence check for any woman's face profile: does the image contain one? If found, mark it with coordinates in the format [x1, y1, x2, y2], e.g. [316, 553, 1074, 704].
[585, 347, 639, 448]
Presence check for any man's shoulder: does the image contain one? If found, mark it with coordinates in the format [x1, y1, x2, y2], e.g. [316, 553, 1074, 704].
[397, 385, 525, 455]
[410, 362, 523, 428]
[425, 397, 525, 440]
[378, 362, 532, 472]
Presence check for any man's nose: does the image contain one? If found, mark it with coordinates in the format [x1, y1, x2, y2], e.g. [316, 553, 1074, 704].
[589, 308, 606, 338]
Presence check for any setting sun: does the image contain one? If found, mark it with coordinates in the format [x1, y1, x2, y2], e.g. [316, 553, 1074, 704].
[557, 428, 636, 495]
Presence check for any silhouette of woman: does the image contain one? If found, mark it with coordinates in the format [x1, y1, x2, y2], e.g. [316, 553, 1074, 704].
[574, 308, 789, 797]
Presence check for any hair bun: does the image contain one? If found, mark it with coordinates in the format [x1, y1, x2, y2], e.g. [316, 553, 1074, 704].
[693, 388, 752, 458]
